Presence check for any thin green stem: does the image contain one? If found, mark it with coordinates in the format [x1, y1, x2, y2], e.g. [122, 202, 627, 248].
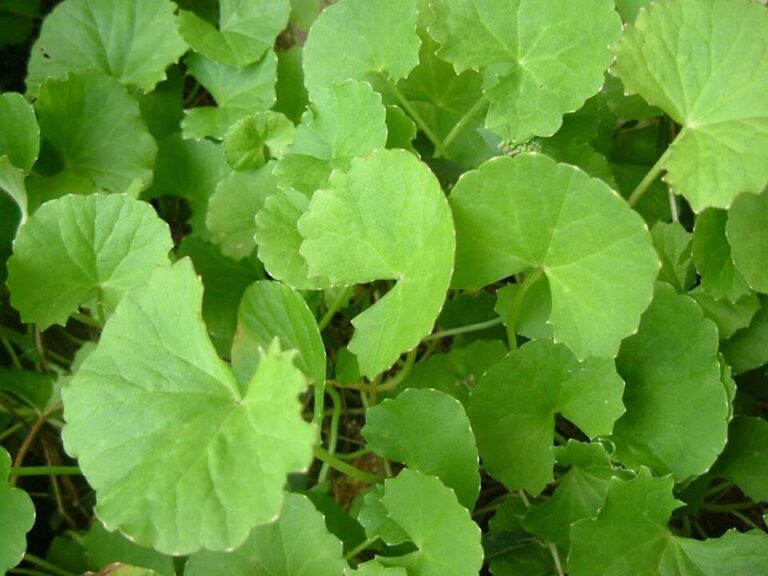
[387, 80, 447, 156]
[377, 349, 417, 393]
[24, 554, 78, 576]
[547, 542, 565, 576]
[337, 448, 371, 460]
[9, 466, 81, 477]
[344, 535, 380, 561]
[700, 500, 761, 513]
[9, 569, 52, 576]
[730, 510, 763, 531]
[627, 144, 675, 207]
[1, 337, 22, 369]
[94, 288, 107, 326]
[506, 268, 545, 350]
[313, 446, 384, 484]
[318, 385, 342, 484]
[318, 287, 353, 332]
[436, 97, 488, 157]
[705, 480, 733, 499]
[472, 493, 516, 518]
[423, 317, 503, 342]
[70, 311, 102, 329]
[0, 422, 24, 442]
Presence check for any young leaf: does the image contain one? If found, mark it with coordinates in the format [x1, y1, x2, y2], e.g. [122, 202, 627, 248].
[521, 441, 619, 551]
[62, 260, 315, 554]
[486, 499, 553, 576]
[179, 0, 290, 68]
[302, 0, 421, 97]
[612, 0, 768, 211]
[651, 221, 695, 293]
[468, 339, 624, 494]
[0, 448, 35, 575]
[7, 194, 172, 329]
[428, 0, 622, 143]
[35, 72, 157, 193]
[0, 92, 39, 172]
[206, 162, 279, 260]
[184, 493, 348, 576]
[274, 80, 388, 195]
[183, 51, 278, 140]
[692, 209, 750, 302]
[569, 469, 768, 575]
[255, 188, 330, 291]
[711, 416, 768, 503]
[449, 153, 659, 359]
[224, 113, 295, 171]
[298, 149, 455, 377]
[726, 189, 768, 294]
[689, 289, 760, 341]
[26, 0, 187, 95]
[363, 388, 480, 508]
[611, 283, 727, 481]
[375, 469, 484, 576]
[82, 521, 174, 576]
[231, 280, 325, 386]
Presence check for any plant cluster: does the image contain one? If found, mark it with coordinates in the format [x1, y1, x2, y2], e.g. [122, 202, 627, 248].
[1, 0, 768, 574]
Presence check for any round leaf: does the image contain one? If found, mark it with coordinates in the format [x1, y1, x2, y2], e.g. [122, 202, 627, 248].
[62, 260, 315, 554]
[35, 72, 157, 193]
[611, 283, 728, 480]
[428, 0, 622, 143]
[7, 194, 172, 329]
[468, 339, 624, 495]
[449, 153, 659, 360]
[185, 493, 347, 576]
[612, 0, 768, 211]
[298, 149, 455, 377]
[26, 0, 187, 95]
[363, 388, 480, 508]
[224, 113, 295, 171]
[726, 189, 768, 294]
[0, 448, 35, 574]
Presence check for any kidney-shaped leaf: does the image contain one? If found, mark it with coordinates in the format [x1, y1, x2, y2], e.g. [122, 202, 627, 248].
[569, 469, 768, 576]
[185, 493, 347, 576]
[302, 0, 420, 98]
[468, 339, 624, 495]
[0, 448, 35, 574]
[298, 149, 455, 377]
[62, 260, 316, 555]
[611, 283, 728, 481]
[363, 388, 480, 508]
[375, 470, 483, 576]
[726, 189, 768, 295]
[428, 0, 622, 143]
[449, 153, 658, 359]
[612, 0, 768, 211]
[8, 194, 172, 329]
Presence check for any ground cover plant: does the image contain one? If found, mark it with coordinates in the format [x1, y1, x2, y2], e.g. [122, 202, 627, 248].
[1, 0, 768, 574]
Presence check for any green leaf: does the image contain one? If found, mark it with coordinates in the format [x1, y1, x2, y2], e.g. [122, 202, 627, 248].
[0, 156, 28, 224]
[185, 493, 348, 576]
[231, 280, 325, 386]
[611, 283, 727, 480]
[136, 67, 185, 141]
[275, 47, 309, 124]
[35, 71, 157, 193]
[0, 447, 35, 574]
[449, 153, 659, 359]
[274, 80, 387, 195]
[177, 236, 264, 357]
[569, 468, 768, 576]
[521, 441, 619, 550]
[0, 92, 39, 172]
[7, 194, 172, 329]
[689, 288, 760, 341]
[62, 260, 315, 554]
[375, 469, 484, 576]
[0, 368, 54, 412]
[302, 0, 421, 97]
[82, 521, 175, 576]
[711, 416, 768, 503]
[224, 113, 295, 171]
[726, 189, 768, 294]
[692, 209, 750, 302]
[486, 498, 553, 576]
[603, 75, 661, 122]
[346, 561, 407, 576]
[298, 149, 455, 377]
[26, 0, 187, 95]
[183, 51, 278, 140]
[206, 162, 278, 260]
[611, 0, 768, 211]
[363, 388, 480, 508]
[385, 105, 418, 154]
[398, 340, 507, 406]
[721, 296, 768, 375]
[495, 277, 552, 341]
[357, 485, 410, 546]
[179, 0, 290, 68]
[428, 0, 622, 143]
[143, 134, 228, 237]
[651, 221, 695, 293]
[468, 339, 624, 494]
